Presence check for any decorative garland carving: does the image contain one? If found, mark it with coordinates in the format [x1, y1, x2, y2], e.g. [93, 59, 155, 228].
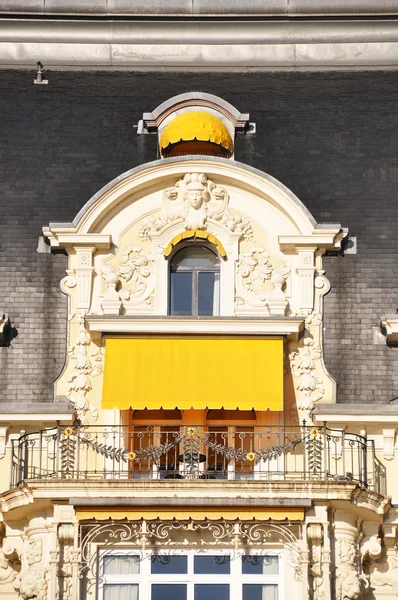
[289, 334, 325, 425]
[75, 426, 301, 478]
[66, 313, 101, 425]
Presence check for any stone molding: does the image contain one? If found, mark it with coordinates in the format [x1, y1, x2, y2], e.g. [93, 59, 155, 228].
[4, 18, 398, 68]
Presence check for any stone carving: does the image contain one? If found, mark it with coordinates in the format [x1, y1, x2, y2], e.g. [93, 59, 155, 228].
[0, 541, 20, 585]
[101, 247, 155, 314]
[14, 568, 47, 600]
[56, 524, 75, 600]
[367, 555, 398, 593]
[236, 247, 289, 313]
[221, 212, 254, 241]
[26, 539, 42, 566]
[335, 569, 364, 600]
[334, 513, 367, 600]
[289, 334, 325, 424]
[79, 520, 303, 594]
[164, 172, 229, 230]
[118, 246, 155, 307]
[66, 313, 101, 424]
[139, 173, 231, 239]
[308, 524, 324, 600]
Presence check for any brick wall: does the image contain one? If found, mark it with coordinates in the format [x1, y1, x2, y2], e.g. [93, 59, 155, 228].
[1, 70, 397, 405]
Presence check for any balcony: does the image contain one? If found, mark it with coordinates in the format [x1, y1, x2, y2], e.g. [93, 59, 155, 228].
[10, 424, 386, 495]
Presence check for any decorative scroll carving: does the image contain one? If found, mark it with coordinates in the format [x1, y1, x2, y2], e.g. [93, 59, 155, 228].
[289, 334, 325, 425]
[118, 246, 155, 309]
[76, 426, 301, 477]
[79, 519, 303, 595]
[101, 247, 155, 314]
[66, 313, 101, 424]
[236, 247, 289, 313]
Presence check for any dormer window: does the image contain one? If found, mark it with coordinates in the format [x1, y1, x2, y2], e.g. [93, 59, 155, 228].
[169, 245, 220, 316]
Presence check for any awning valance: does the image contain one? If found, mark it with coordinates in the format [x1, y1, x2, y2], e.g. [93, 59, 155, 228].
[102, 337, 283, 411]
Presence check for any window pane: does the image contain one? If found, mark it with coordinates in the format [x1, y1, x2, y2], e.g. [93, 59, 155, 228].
[198, 272, 216, 316]
[152, 584, 186, 600]
[104, 584, 139, 600]
[194, 555, 230, 574]
[172, 246, 219, 268]
[170, 272, 193, 315]
[195, 584, 229, 600]
[243, 585, 278, 600]
[151, 555, 188, 574]
[103, 555, 140, 575]
[242, 556, 279, 575]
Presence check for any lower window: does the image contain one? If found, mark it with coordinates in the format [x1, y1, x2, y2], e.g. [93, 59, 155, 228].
[99, 551, 282, 600]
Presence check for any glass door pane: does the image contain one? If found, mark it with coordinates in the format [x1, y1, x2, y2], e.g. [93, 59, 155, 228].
[194, 585, 229, 600]
[243, 585, 278, 600]
[152, 584, 187, 600]
[103, 584, 139, 600]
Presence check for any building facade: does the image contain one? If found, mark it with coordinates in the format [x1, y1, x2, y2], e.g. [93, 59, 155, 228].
[2, 3, 398, 600]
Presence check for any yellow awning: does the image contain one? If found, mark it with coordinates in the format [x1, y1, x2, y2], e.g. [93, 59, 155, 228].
[75, 507, 303, 521]
[102, 337, 283, 411]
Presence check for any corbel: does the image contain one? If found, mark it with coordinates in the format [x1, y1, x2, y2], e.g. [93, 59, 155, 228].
[0, 425, 10, 459]
[296, 247, 316, 314]
[73, 246, 96, 311]
[382, 429, 396, 460]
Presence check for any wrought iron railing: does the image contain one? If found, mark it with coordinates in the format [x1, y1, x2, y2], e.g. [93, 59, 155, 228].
[10, 423, 385, 493]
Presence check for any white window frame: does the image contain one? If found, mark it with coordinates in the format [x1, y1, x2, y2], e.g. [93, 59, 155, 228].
[98, 548, 284, 600]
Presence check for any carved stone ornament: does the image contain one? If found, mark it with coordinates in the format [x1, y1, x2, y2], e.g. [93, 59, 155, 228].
[26, 539, 42, 566]
[66, 312, 101, 424]
[0, 539, 21, 586]
[289, 334, 325, 425]
[79, 520, 303, 596]
[367, 553, 398, 593]
[334, 511, 367, 600]
[307, 524, 324, 600]
[14, 567, 47, 600]
[101, 246, 155, 314]
[139, 173, 253, 242]
[236, 247, 289, 314]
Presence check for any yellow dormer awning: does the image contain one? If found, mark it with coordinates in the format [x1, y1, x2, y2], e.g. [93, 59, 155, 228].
[102, 336, 283, 411]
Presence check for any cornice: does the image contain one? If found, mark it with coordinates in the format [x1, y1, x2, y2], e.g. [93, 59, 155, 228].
[3, 18, 398, 68]
[2, 1, 398, 18]
[1, 479, 388, 516]
[85, 315, 305, 340]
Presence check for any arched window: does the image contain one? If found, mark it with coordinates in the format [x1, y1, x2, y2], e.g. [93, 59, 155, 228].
[169, 245, 220, 316]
